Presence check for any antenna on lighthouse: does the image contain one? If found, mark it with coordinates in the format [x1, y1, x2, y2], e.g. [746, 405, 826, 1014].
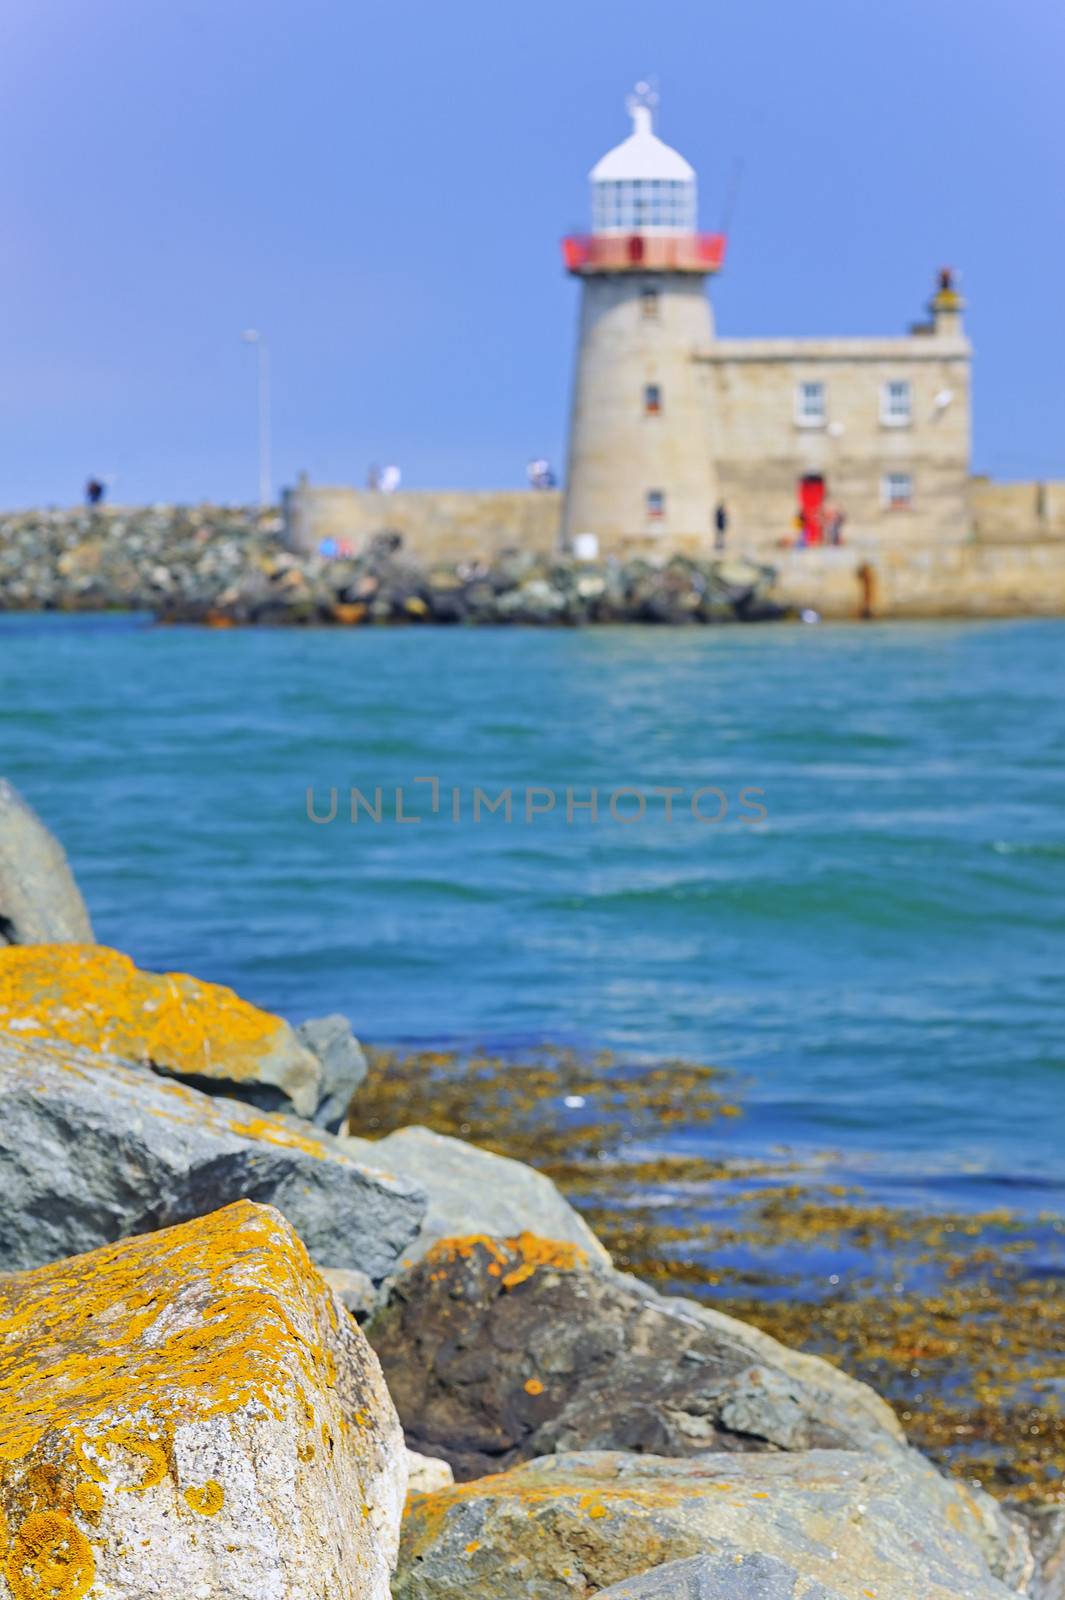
[720, 157, 745, 236]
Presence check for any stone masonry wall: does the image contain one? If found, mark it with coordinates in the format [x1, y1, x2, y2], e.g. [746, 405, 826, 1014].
[970, 479, 1065, 542]
[277, 482, 1065, 619]
[699, 333, 972, 553]
[282, 486, 561, 563]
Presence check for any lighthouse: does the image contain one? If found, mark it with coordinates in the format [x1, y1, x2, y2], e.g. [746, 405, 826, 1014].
[561, 86, 726, 553]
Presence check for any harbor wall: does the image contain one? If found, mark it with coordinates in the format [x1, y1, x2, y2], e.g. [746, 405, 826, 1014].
[281, 484, 561, 563]
[278, 477, 1065, 617]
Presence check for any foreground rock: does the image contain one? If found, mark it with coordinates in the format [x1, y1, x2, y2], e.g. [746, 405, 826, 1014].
[0, 780, 94, 946]
[367, 1234, 902, 1479]
[0, 942, 323, 1118]
[395, 1449, 1028, 1600]
[341, 1127, 609, 1268]
[0, 1200, 406, 1600]
[0, 1031, 424, 1281]
[299, 1011, 369, 1129]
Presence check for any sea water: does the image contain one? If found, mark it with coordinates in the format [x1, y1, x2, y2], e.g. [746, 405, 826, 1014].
[3, 613, 1063, 1215]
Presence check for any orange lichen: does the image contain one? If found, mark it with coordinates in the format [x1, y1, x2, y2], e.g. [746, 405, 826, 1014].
[95, 1429, 171, 1492]
[183, 1481, 224, 1516]
[5, 1511, 95, 1600]
[70, 1485, 101, 1519]
[0, 1202, 344, 1554]
[424, 1232, 589, 1291]
[224, 1115, 333, 1160]
[523, 1379, 545, 1396]
[0, 944, 300, 1086]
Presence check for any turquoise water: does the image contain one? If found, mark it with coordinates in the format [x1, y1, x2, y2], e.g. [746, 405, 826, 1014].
[3, 614, 1063, 1209]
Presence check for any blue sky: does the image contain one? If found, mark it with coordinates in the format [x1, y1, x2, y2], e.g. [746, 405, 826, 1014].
[3, 0, 1063, 506]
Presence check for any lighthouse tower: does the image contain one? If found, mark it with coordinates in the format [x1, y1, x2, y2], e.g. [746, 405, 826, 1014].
[561, 87, 725, 553]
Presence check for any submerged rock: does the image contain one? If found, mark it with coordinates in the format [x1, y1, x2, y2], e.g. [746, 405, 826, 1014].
[0, 1031, 424, 1281]
[394, 1448, 1027, 1600]
[0, 1200, 407, 1600]
[0, 942, 322, 1118]
[0, 780, 94, 946]
[341, 1126, 609, 1268]
[367, 1234, 902, 1480]
[299, 1012, 369, 1130]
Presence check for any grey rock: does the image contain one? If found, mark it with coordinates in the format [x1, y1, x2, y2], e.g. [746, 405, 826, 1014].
[299, 1012, 368, 1130]
[405, 1448, 455, 1495]
[0, 779, 94, 945]
[321, 1264, 379, 1320]
[1008, 1500, 1065, 1600]
[594, 1551, 846, 1599]
[0, 1031, 425, 1282]
[395, 1449, 1026, 1600]
[341, 1125, 609, 1268]
[367, 1235, 904, 1482]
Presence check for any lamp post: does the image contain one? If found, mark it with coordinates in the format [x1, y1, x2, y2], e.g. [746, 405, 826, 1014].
[241, 329, 271, 510]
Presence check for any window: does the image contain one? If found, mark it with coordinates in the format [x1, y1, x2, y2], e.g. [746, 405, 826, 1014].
[641, 286, 659, 320]
[882, 472, 913, 510]
[644, 383, 662, 415]
[592, 176, 697, 234]
[796, 381, 826, 427]
[882, 380, 912, 426]
[646, 489, 666, 520]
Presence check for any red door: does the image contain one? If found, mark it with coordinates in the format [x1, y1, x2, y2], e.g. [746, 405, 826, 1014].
[798, 474, 825, 545]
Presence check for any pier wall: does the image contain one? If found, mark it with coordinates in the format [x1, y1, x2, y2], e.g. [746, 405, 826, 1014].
[281, 485, 561, 564]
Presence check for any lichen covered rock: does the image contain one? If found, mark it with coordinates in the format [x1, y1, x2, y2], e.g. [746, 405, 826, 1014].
[0, 782, 93, 948]
[394, 1449, 1025, 1600]
[367, 1234, 902, 1480]
[0, 943, 321, 1117]
[0, 1201, 407, 1599]
[0, 1031, 425, 1280]
[341, 1126, 609, 1268]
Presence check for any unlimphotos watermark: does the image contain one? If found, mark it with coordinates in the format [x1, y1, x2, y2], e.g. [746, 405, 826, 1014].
[306, 778, 767, 826]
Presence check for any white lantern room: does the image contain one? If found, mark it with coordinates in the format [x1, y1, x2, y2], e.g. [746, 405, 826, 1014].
[589, 86, 697, 236]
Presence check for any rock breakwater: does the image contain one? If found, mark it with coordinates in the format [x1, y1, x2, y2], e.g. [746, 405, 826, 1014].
[0, 505, 785, 624]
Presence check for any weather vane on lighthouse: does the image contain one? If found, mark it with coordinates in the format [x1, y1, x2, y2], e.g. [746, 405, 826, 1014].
[626, 79, 659, 118]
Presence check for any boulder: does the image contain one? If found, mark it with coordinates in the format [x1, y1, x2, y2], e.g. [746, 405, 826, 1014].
[0, 1031, 425, 1281]
[394, 1449, 1027, 1600]
[321, 1265, 378, 1320]
[0, 1200, 406, 1600]
[0, 780, 93, 945]
[0, 942, 322, 1118]
[341, 1127, 609, 1268]
[367, 1234, 902, 1480]
[298, 1012, 368, 1130]
[1010, 1501, 1065, 1600]
[406, 1449, 455, 1496]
